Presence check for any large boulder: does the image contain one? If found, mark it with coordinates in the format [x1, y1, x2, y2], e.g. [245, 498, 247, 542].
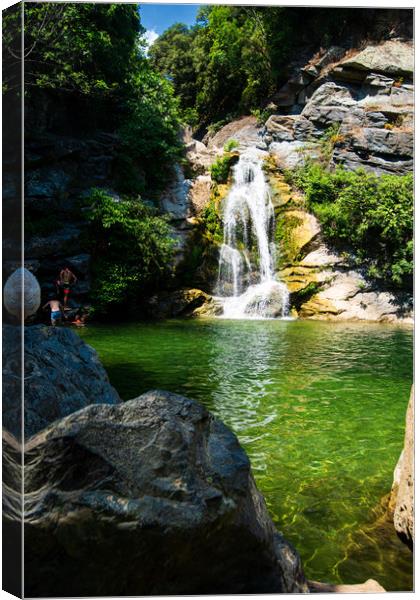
[15, 390, 308, 596]
[299, 271, 413, 322]
[2, 325, 120, 439]
[340, 41, 414, 77]
[206, 116, 264, 151]
[389, 387, 414, 549]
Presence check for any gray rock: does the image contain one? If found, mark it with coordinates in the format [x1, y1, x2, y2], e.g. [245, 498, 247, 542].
[2, 325, 120, 439]
[340, 41, 413, 77]
[65, 253, 91, 275]
[13, 390, 308, 596]
[332, 147, 413, 177]
[346, 127, 413, 158]
[25, 167, 71, 198]
[264, 115, 296, 142]
[270, 141, 320, 170]
[302, 82, 357, 110]
[207, 116, 262, 151]
[160, 164, 193, 221]
[24, 225, 82, 259]
[315, 46, 346, 69]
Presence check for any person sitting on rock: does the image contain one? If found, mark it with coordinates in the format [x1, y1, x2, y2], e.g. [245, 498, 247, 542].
[55, 265, 77, 309]
[42, 295, 64, 326]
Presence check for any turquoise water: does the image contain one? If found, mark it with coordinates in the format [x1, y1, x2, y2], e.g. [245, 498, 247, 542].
[79, 318, 413, 590]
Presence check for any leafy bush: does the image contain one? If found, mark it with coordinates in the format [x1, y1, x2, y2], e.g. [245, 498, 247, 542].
[210, 153, 238, 184]
[223, 139, 239, 152]
[201, 198, 224, 243]
[85, 189, 175, 316]
[289, 163, 413, 288]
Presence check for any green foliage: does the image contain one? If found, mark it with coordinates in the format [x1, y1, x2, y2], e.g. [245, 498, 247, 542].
[319, 123, 344, 161]
[201, 198, 224, 244]
[85, 189, 175, 315]
[23, 3, 140, 97]
[290, 163, 413, 288]
[148, 23, 198, 118]
[223, 139, 239, 152]
[251, 106, 276, 126]
[20, 3, 183, 194]
[210, 153, 237, 184]
[118, 66, 183, 193]
[275, 213, 304, 266]
[148, 7, 396, 130]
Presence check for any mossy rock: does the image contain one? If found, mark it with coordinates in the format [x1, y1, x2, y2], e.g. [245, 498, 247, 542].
[275, 209, 321, 266]
[298, 295, 341, 319]
[279, 266, 321, 294]
[211, 182, 231, 209]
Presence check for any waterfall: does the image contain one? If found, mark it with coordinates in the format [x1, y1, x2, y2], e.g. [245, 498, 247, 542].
[216, 148, 290, 319]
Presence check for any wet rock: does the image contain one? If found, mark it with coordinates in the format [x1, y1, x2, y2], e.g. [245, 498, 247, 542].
[148, 288, 223, 318]
[389, 387, 414, 550]
[2, 324, 120, 439]
[17, 390, 308, 596]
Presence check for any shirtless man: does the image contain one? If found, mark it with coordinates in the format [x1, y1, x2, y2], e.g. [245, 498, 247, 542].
[56, 266, 77, 308]
[43, 296, 64, 326]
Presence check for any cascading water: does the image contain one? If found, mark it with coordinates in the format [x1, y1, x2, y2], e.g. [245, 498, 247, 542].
[216, 148, 290, 319]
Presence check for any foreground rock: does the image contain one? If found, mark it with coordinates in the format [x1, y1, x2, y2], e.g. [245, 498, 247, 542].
[2, 325, 120, 439]
[388, 387, 414, 549]
[17, 390, 308, 596]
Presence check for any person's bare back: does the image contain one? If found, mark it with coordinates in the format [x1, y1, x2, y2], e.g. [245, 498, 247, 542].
[43, 299, 64, 325]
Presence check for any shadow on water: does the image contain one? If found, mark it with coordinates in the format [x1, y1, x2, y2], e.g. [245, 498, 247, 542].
[79, 318, 413, 590]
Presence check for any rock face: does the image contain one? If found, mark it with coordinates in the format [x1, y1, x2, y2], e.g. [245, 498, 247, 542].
[17, 390, 308, 596]
[2, 325, 120, 439]
[147, 288, 223, 318]
[262, 40, 414, 176]
[206, 116, 264, 151]
[389, 387, 414, 550]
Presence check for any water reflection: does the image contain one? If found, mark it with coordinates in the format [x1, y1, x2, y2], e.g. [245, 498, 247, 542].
[79, 319, 413, 590]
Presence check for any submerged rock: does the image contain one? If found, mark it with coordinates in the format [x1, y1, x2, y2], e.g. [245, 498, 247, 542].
[16, 390, 308, 596]
[389, 387, 414, 550]
[2, 325, 120, 439]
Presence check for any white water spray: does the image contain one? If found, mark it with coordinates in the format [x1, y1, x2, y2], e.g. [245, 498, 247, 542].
[216, 148, 289, 319]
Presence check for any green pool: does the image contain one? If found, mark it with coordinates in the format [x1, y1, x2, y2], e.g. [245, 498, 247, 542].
[78, 318, 413, 591]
